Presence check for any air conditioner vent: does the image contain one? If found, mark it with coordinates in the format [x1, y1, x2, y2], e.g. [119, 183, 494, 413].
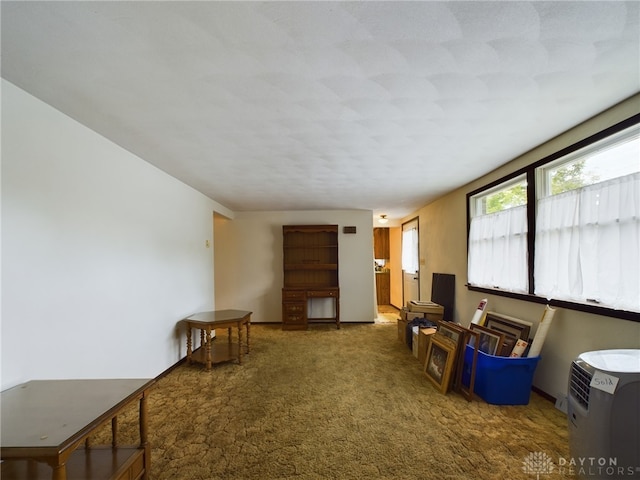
[569, 361, 592, 409]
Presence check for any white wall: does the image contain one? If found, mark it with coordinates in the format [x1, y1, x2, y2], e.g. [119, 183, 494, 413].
[214, 210, 376, 324]
[1, 80, 227, 390]
[408, 93, 640, 399]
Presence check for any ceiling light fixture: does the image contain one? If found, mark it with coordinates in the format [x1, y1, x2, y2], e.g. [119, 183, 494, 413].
[378, 215, 388, 224]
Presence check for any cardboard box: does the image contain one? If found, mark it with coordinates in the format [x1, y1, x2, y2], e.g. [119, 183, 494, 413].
[412, 327, 419, 358]
[400, 307, 427, 322]
[406, 301, 444, 322]
[397, 317, 409, 344]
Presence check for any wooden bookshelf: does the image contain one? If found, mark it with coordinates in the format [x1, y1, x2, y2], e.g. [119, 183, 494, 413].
[282, 225, 339, 330]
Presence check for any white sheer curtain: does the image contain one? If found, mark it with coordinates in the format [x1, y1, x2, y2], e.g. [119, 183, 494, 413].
[535, 172, 640, 311]
[401, 227, 419, 274]
[467, 204, 528, 293]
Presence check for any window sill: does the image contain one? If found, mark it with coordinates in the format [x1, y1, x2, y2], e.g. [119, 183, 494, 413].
[467, 285, 640, 323]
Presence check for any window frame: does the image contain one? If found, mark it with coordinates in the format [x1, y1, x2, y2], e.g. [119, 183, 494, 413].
[466, 114, 640, 323]
[469, 173, 527, 217]
[467, 173, 529, 293]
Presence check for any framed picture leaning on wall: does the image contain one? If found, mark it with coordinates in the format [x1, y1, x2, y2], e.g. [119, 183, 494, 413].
[469, 324, 505, 356]
[484, 311, 531, 341]
[424, 333, 457, 394]
[457, 329, 480, 402]
[436, 320, 467, 390]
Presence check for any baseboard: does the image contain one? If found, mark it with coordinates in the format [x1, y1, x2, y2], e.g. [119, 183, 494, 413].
[532, 385, 556, 404]
[155, 356, 187, 382]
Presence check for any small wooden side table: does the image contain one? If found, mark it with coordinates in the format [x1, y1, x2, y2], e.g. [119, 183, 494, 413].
[1, 378, 154, 480]
[183, 309, 252, 370]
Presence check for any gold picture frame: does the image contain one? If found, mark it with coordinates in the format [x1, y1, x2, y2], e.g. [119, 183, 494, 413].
[424, 333, 457, 394]
[436, 321, 466, 391]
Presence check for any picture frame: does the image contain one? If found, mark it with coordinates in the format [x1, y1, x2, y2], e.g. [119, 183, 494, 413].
[498, 334, 518, 357]
[469, 324, 505, 356]
[484, 311, 531, 342]
[436, 320, 466, 390]
[424, 333, 457, 394]
[437, 320, 464, 345]
[457, 329, 480, 402]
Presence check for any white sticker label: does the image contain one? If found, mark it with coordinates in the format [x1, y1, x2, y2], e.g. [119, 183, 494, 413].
[590, 370, 619, 394]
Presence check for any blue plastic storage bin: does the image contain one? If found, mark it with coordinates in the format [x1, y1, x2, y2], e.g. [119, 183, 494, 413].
[461, 344, 540, 405]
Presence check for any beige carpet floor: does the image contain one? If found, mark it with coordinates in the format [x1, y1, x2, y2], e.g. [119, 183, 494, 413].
[375, 305, 400, 324]
[94, 323, 572, 479]
[375, 313, 398, 324]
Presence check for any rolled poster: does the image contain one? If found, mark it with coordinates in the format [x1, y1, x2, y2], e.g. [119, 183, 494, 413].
[527, 305, 556, 358]
[470, 298, 488, 325]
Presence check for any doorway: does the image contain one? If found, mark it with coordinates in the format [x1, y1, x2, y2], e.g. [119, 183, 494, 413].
[402, 218, 419, 305]
[374, 225, 402, 322]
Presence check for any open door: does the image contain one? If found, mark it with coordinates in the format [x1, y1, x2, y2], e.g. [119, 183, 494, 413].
[402, 218, 419, 305]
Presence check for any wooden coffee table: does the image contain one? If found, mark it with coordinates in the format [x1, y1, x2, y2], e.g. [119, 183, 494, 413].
[1, 378, 154, 480]
[183, 309, 252, 370]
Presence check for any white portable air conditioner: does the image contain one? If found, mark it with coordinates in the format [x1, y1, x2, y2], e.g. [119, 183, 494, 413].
[567, 349, 640, 479]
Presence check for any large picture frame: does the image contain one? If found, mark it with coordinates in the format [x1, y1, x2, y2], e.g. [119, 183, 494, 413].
[484, 311, 531, 341]
[469, 324, 505, 356]
[424, 333, 457, 394]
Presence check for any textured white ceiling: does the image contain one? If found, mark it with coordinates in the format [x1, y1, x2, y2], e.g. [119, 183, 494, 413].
[2, 1, 639, 221]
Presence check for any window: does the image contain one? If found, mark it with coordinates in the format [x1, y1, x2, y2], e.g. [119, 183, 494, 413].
[470, 175, 528, 216]
[468, 175, 528, 293]
[537, 128, 639, 197]
[402, 223, 419, 274]
[535, 126, 640, 312]
[467, 116, 640, 320]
